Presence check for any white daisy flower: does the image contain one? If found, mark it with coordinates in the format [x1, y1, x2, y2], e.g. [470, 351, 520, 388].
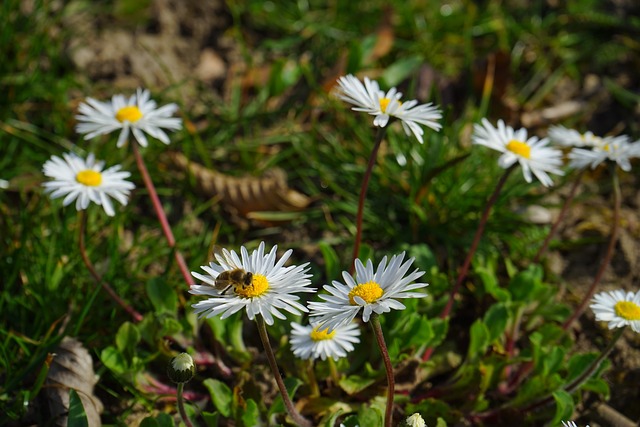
[75, 88, 182, 148]
[308, 252, 427, 332]
[568, 136, 639, 172]
[290, 321, 360, 361]
[590, 289, 640, 332]
[190, 242, 314, 326]
[561, 422, 590, 427]
[335, 74, 442, 143]
[42, 152, 135, 216]
[548, 126, 606, 147]
[406, 413, 426, 427]
[472, 118, 564, 187]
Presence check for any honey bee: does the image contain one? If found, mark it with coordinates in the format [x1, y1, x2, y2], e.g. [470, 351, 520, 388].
[215, 268, 253, 295]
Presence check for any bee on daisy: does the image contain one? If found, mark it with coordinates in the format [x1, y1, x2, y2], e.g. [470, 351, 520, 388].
[190, 242, 315, 325]
[335, 74, 442, 143]
[75, 88, 182, 148]
[42, 152, 135, 216]
[472, 118, 564, 187]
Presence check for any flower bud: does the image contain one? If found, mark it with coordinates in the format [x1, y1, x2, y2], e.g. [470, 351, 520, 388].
[406, 413, 426, 427]
[167, 353, 195, 384]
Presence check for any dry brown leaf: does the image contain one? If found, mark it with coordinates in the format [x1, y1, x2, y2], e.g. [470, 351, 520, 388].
[165, 152, 312, 217]
[43, 337, 103, 426]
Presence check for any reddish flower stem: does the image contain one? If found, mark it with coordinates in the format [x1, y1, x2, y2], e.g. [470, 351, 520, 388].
[562, 165, 620, 330]
[177, 383, 194, 427]
[532, 169, 585, 264]
[502, 165, 621, 394]
[78, 211, 143, 322]
[371, 313, 395, 427]
[131, 143, 194, 287]
[422, 166, 514, 361]
[256, 316, 312, 427]
[350, 127, 386, 274]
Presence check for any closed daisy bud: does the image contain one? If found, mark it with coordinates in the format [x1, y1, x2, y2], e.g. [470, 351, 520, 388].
[167, 353, 195, 384]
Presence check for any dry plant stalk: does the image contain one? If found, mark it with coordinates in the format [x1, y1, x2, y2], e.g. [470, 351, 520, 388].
[165, 152, 311, 217]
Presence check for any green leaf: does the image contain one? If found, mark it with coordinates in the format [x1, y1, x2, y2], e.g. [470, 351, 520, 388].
[566, 353, 598, 383]
[240, 399, 260, 427]
[146, 277, 178, 314]
[467, 319, 489, 360]
[100, 346, 127, 375]
[475, 264, 510, 302]
[508, 266, 542, 302]
[381, 56, 423, 87]
[483, 303, 509, 342]
[139, 418, 159, 427]
[318, 242, 341, 283]
[67, 389, 89, 427]
[550, 390, 574, 425]
[341, 415, 362, 427]
[269, 377, 303, 416]
[116, 321, 140, 362]
[542, 346, 566, 377]
[357, 403, 383, 426]
[203, 379, 233, 418]
[583, 377, 610, 399]
[202, 411, 220, 427]
[407, 243, 438, 271]
[154, 413, 174, 427]
[339, 374, 376, 395]
[435, 417, 448, 427]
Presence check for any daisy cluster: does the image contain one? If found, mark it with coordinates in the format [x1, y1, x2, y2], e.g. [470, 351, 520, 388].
[190, 242, 428, 361]
[42, 88, 182, 216]
[549, 125, 640, 172]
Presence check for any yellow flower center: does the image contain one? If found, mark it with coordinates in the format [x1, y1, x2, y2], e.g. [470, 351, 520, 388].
[75, 170, 102, 186]
[310, 326, 337, 341]
[348, 280, 383, 305]
[506, 140, 531, 159]
[379, 97, 400, 113]
[115, 106, 143, 123]
[614, 301, 640, 321]
[235, 274, 269, 298]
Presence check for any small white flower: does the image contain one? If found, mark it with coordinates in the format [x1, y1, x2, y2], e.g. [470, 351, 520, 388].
[76, 88, 182, 148]
[190, 242, 314, 326]
[548, 126, 606, 147]
[472, 118, 564, 187]
[290, 321, 360, 361]
[308, 253, 427, 332]
[0, 179, 8, 189]
[335, 74, 442, 143]
[568, 136, 639, 172]
[590, 289, 640, 332]
[42, 152, 135, 216]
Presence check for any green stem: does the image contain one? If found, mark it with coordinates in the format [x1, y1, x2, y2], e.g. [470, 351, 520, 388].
[306, 360, 320, 397]
[256, 316, 312, 427]
[328, 357, 340, 384]
[177, 383, 194, 427]
[78, 211, 143, 322]
[350, 127, 387, 274]
[370, 313, 394, 427]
